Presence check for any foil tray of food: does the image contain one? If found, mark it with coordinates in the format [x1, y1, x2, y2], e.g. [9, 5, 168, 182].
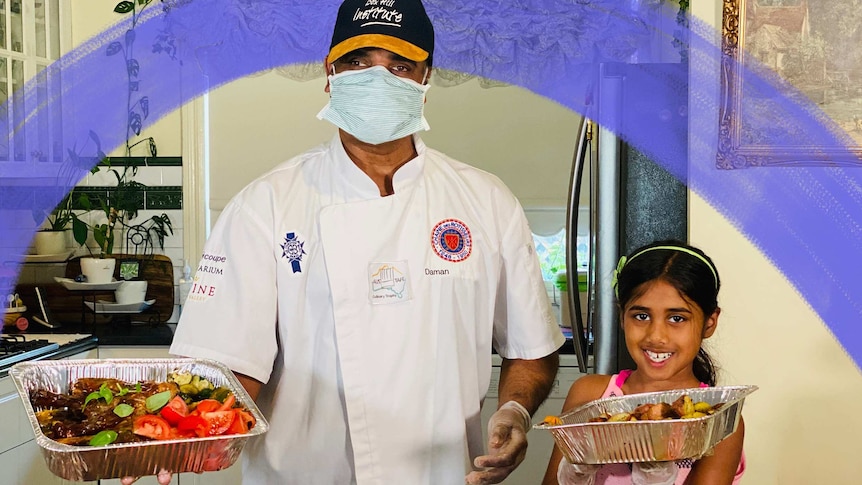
[9, 358, 269, 481]
[534, 385, 757, 465]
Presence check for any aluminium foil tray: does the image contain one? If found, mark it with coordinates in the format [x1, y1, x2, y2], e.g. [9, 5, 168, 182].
[10, 358, 269, 481]
[534, 385, 757, 465]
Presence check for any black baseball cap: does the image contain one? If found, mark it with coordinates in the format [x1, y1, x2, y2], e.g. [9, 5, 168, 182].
[327, 0, 435, 64]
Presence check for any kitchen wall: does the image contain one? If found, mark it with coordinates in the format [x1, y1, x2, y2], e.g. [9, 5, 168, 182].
[207, 70, 584, 231]
[690, 3, 862, 484]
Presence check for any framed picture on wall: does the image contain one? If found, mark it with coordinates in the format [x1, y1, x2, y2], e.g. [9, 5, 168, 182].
[717, 0, 862, 168]
[119, 259, 141, 281]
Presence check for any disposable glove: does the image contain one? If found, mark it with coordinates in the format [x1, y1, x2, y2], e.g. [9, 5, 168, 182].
[121, 470, 173, 485]
[631, 461, 678, 485]
[464, 400, 531, 484]
[556, 458, 601, 485]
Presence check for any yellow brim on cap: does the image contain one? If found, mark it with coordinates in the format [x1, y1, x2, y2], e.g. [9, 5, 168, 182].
[327, 34, 429, 64]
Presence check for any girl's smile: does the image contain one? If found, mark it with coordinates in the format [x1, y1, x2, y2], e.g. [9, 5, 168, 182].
[644, 350, 673, 364]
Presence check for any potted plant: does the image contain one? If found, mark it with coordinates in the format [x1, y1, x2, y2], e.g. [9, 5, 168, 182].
[32, 192, 75, 256]
[69, 164, 174, 283]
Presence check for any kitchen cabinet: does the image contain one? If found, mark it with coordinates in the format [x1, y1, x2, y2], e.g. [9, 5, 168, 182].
[0, 0, 71, 178]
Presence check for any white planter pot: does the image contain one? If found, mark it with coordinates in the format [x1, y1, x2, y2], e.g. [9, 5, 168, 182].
[33, 230, 68, 255]
[115, 280, 148, 304]
[80, 257, 116, 284]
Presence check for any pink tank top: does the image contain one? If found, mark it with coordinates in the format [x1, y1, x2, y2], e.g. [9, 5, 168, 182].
[593, 370, 746, 484]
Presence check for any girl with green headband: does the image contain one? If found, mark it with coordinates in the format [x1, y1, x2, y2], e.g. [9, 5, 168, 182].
[544, 240, 745, 485]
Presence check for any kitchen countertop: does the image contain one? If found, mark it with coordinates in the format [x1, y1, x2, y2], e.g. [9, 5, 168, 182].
[1, 320, 175, 377]
[21, 321, 175, 346]
[0, 334, 99, 378]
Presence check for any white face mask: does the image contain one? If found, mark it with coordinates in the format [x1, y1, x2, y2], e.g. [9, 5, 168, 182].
[316, 65, 431, 145]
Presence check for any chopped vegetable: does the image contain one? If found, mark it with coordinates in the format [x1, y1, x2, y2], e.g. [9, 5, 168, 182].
[168, 371, 193, 386]
[210, 387, 231, 403]
[145, 390, 173, 413]
[194, 399, 221, 414]
[200, 410, 235, 436]
[177, 415, 208, 438]
[113, 403, 135, 418]
[89, 430, 118, 446]
[160, 395, 189, 426]
[83, 382, 115, 408]
[133, 415, 173, 440]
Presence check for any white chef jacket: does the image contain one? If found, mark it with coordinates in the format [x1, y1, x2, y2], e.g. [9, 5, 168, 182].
[170, 134, 565, 484]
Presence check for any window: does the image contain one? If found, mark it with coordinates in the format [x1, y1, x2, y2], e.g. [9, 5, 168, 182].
[533, 229, 589, 281]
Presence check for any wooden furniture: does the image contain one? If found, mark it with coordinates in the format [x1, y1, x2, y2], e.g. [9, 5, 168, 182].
[14, 254, 175, 326]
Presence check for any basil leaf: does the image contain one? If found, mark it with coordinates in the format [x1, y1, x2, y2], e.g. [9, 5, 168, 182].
[117, 387, 129, 396]
[83, 391, 100, 408]
[145, 391, 172, 413]
[135, 382, 142, 393]
[113, 403, 134, 418]
[89, 430, 118, 446]
[100, 387, 114, 404]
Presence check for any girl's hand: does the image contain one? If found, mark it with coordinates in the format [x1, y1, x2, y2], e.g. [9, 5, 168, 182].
[556, 459, 600, 484]
[631, 461, 678, 485]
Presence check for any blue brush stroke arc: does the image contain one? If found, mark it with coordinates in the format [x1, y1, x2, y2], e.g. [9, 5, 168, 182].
[1, 0, 860, 368]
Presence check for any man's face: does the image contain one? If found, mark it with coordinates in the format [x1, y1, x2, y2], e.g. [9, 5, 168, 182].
[325, 47, 430, 90]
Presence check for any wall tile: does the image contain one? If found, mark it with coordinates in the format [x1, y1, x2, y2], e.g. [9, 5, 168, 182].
[86, 168, 119, 186]
[131, 168, 163, 186]
[161, 167, 182, 186]
[146, 187, 183, 210]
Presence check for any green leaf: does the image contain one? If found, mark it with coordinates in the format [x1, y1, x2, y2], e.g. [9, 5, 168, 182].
[89, 430, 118, 447]
[106, 41, 123, 56]
[72, 217, 89, 247]
[145, 391, 172, 413]
[114, 1, 135, 14]
[83, 391, 101, 408]
[135, 383, 142, 393]
[113, 403, 134, 418]
[99, 383, 114, 404]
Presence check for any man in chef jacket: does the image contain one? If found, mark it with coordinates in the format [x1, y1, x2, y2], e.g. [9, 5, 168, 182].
[169, 0, 565, 483]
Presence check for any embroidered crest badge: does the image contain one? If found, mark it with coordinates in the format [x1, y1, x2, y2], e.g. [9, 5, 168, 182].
[431, 219, 472, 262]
[281, 232, 306, 273]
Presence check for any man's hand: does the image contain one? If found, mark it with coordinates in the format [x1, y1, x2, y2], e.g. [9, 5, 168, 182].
[464, 401, 531, 484]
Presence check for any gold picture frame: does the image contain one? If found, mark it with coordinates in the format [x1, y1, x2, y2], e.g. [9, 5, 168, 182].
[717, 0, 862, 168]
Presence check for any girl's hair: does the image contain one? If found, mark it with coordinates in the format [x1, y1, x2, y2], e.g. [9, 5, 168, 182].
[614, 239, 720, 386]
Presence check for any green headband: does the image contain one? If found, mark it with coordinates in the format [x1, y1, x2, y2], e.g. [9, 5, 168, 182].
[612, 245, 719, 297]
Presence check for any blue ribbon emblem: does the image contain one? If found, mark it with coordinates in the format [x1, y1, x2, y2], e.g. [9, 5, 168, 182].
[281, 232, 306, 273]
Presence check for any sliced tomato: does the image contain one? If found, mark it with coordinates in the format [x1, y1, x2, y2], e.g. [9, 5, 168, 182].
[193, 399, 222, 415]
[133, 415, 173, 440]
[177, 415, 209, 438]
[201, 410, 236, 436]
[160, 395, 189, 425]
[217, 394, 236, 411]
[227, 408, 256, 435]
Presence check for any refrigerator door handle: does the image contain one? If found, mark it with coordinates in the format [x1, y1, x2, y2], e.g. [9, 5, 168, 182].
[565, 117, 591, 373]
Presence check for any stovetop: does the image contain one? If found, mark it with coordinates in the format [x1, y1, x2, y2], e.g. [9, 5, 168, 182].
[0, 334, 60, 368]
